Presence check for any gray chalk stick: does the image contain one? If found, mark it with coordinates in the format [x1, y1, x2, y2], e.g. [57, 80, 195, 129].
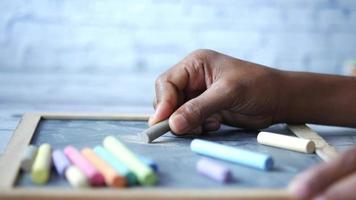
[20, 145, 38, 172]
[140, 119, 170, 143]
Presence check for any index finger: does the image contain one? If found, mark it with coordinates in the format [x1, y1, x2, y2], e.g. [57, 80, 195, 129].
[148, 65, 189, 126]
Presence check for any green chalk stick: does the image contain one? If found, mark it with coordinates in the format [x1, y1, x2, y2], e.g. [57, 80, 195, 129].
[94, 146, 137, 185]
[103, 136, 157, 186]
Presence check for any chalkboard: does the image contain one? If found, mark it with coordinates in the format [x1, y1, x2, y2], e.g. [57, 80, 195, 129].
[15, 119, 320, 188]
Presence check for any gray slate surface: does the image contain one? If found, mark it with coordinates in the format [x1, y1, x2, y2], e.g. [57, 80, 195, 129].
[17, 119, 319, 188]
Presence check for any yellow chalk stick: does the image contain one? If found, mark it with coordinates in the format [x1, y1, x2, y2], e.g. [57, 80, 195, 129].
[65, 165, 89, 188]
[103, 136, 157, 186]
[31, 143, 52, 184]
[257, 131, 315, 153]
[81, 148, 127, 187]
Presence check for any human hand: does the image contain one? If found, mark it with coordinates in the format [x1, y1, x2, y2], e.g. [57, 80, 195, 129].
[149, 49, 288, 134]
[289, 147, 356, 200]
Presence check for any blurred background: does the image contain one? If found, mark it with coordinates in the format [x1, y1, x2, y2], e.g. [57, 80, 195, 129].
[1, 0, 356, 132]
[2, 0, 356, 73]
[0, 0, 356, 152]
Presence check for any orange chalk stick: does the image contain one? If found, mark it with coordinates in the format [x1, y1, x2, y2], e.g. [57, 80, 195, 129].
[81, 148, 127, 187]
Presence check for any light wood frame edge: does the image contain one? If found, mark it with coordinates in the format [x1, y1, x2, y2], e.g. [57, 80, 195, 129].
[0, 112, 298, 200]
[0, 188, 291, 200]
[287, 124, 339, 162]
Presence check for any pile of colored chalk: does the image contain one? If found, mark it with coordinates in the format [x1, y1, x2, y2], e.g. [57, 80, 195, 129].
[20, 136, 158, 187]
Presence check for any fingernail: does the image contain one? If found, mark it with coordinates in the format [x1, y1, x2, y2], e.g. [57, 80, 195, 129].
[170, 114, 189, 134]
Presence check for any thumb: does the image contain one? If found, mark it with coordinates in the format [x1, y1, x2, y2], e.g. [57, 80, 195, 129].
[169, 81, 231, 134]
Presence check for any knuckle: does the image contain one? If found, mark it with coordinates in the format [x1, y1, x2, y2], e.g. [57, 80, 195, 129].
[188, 49, 213, 64]
[182, 101, 204, 124]
[155, 73, 167, 87]
[191, 49, 213, 57]
[180, 49, 219, 76]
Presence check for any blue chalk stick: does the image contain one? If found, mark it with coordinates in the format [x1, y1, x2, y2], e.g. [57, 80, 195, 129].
[138, 155, 158, 172]
[94, 146, 137, 185]
[190, 139, 273, 170]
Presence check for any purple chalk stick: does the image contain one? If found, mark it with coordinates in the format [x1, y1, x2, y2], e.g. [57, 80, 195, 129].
[52, 149, 71, 176]
[196, 158, 233, 183]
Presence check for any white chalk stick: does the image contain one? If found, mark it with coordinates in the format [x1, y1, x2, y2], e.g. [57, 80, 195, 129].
[20, 145, 38, 172]
[257, 131, 315, 153]
[65, 165, 89, 188]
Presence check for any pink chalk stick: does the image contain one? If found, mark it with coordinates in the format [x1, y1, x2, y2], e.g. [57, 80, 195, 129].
[64, 146, 105, 186]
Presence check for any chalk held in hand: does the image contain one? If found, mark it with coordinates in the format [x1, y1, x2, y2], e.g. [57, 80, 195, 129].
[190, 139, 273, 170]
[31, 143, 52, 184]
[20, 145, 38, 172]
[52, 149, 71, 176]
[65, 165, 89, 188]
[94, 146, 137, 185]
[140, 119, 170, 143]
[81, 148, 127, 187]
[103, 136, 157, 186]
[196, 158, 233, 183]
[64, 145, 105, 186]
[257, 131, 315, 153]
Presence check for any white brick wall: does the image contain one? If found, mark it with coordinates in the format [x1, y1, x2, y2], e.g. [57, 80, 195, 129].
[0, 0, 355, 74]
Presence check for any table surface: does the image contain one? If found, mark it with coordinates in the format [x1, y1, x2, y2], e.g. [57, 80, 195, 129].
[1, 72, 356, 159]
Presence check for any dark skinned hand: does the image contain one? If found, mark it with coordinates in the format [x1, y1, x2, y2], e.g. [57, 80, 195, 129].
[149, 49, 356, 199]
[149, 49, 286, 134]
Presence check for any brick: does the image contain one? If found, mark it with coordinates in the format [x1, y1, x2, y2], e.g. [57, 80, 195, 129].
[331, 33, 356, 56]
[134, 29, 197, 50]
[317, 8, 349, 32]
[135, 52, 182, 72]
[0, 44, 23, 69]
[249, 48, 277, 68]
[303, 49, 340, 73]
[282, 8, 317, 32]
[220, 7, 283, 31]
[337, 0, 356, 8]
[262, 32, 329, 59]
[273, 53, 307, 71]
[199, 31, 261, 52]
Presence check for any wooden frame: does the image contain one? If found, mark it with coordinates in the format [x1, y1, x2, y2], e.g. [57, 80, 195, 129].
[0, 112, 338, 200]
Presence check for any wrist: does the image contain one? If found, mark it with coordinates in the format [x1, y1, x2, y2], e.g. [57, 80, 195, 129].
[279, 71, 356, 127]
[272, 70, 294, 124]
